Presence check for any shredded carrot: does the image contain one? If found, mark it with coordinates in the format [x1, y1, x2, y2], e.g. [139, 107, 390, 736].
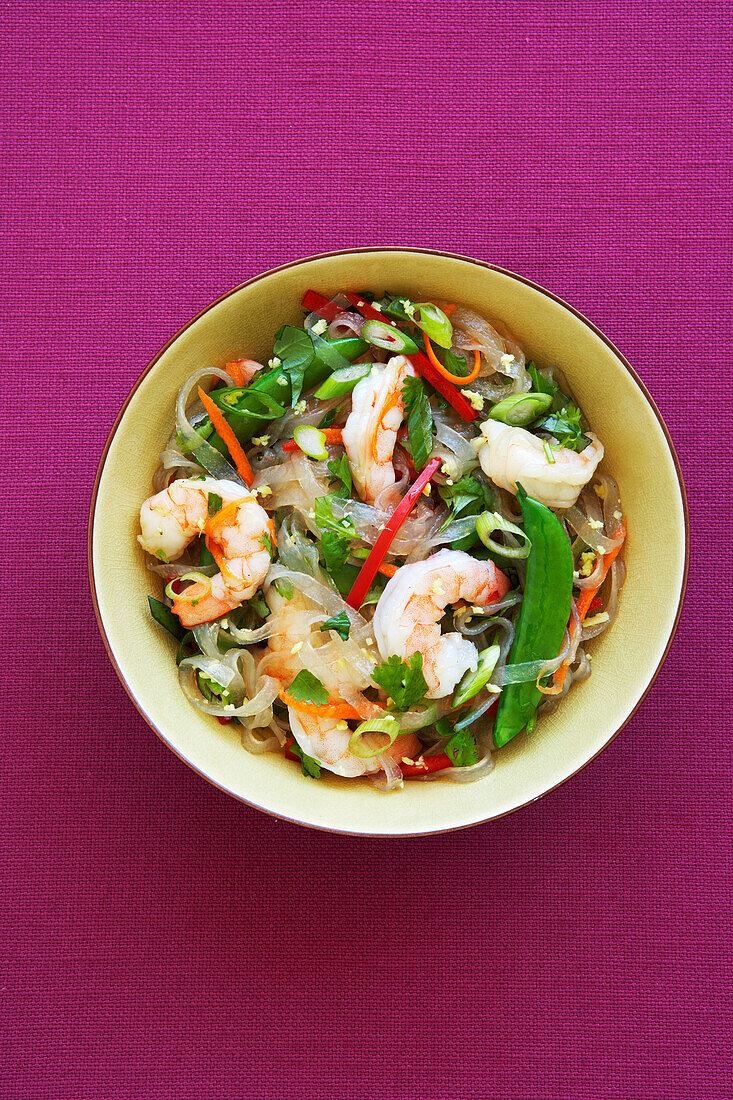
[553, 520, 627, 690]
[278, 690, 362, 720]
[282, 428, 344, 453]
[378, 562, 398, 578]
[197, 386, 254, 485]
[440, 302, 457, 316]
[423, 334, 481, 385]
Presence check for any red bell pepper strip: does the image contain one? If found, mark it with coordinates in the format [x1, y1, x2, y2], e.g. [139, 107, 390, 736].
[346, 456, 441, 609]
[343, 293, 479, 422]
[301, 290, 342, 322]
[401, 752, 453, 778]
[588, 595, 603, 613]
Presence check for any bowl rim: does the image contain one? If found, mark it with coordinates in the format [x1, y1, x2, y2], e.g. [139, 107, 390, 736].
[87, 247, 690, 836]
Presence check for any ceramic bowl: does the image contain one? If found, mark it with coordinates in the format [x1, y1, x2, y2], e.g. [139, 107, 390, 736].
[89, 249, 688, 836]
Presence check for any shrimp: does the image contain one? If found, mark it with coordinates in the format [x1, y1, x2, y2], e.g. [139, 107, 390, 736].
[342, 355, 415, 502]
[138, 476, 274, 627]
[372, 549, 511, 699]
[288, 708, 420, 779]
[478, 420, 604, 510]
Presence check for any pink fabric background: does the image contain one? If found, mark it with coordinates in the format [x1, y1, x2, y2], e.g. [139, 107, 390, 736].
[3, 2, 731, 1097]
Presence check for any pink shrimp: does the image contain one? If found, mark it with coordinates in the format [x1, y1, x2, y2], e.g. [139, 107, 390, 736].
[342, 355, 416, 502]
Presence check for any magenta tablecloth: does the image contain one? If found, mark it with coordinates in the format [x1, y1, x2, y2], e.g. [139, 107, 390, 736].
[3, 3, 731, 1098]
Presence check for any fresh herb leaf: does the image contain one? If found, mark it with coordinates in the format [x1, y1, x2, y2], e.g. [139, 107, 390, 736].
[441, 347, 471, 378]
[535, 409, 591, 452]
[274, 578, 294, 599]
[317, 407, 337, 429]
[401, 376, 434, 471]
[148, 596, 185, 641]
[287, 670, 329, 707]
[199, 540, 216, 568]
[261, 532, 274, 558]
[327, 453, 352, 498]
[290, 741, 322, 779]
[207, 492, 223, 517]
[320, 611, 351, 641]
[371, 652, 428, 711]
[314, 495, 356, 537]
[445, 727, 479, 767]
[527, 361, 557, 396]
[155, 549, 170, 563]
[273, 325, 315, 407]
[438, 474, 497, 522]
[198, 672, 232, 704]
[321, 529, 352, 573]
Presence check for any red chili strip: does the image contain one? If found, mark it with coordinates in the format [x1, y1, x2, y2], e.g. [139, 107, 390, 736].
[401, 753, 453, 778]
[346, 456, 441, 609]
[344, 292, 479, 422]
[301, 290, 343, 322]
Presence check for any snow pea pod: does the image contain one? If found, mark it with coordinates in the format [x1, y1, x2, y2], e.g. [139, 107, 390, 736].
[493, 484, 573, 747]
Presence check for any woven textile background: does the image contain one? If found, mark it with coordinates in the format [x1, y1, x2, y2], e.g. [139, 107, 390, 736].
[2, 2, 731, 1098]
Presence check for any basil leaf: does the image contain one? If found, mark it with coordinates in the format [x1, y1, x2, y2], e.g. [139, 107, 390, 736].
[401, 376, 434, 471]
[273, 325, 315, 407]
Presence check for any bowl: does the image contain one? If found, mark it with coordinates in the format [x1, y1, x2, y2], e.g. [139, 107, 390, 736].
[89, 249, 689, 836]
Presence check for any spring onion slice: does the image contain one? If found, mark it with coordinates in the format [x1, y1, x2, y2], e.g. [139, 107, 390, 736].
[412, 302, 453, 348]
[315, 362, 371, 399]
[292, 425, 328, 460]
[164, 571, 213, 603]
[348, 717, 401, 759]
[487, 392, 553, 426]
[452, 644, 502, 707]
[361, 319, 419, 354]
[476, 511, 532, 559]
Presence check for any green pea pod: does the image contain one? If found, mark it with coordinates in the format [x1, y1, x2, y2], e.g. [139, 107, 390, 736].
[487, 391, 553, 426]
[493, 484, 573, 747]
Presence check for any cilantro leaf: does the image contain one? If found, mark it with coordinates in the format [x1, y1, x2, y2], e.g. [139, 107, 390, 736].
[320, 611, 351, 641]
[445, 727, 479, 767]
[290, 741, 322, 779]
[371, 652, 428, 711]
[321, 529, 352, 573]
[327, 453, 352, 498]
[534, 410, 591, 452]
[273, 325, 315, 407]
[314, 495, 356, 537]
[401, 376, 434, 471]
[207, 492, 223, 518]
[261, 532, 274, 559]
[286, 670, 329, 707]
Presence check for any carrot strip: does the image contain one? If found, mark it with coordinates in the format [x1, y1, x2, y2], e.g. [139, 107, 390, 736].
[278, 690, 362, 720]
[424, 334, 481, 385]
[225, 360, 246, 386]
[282, 428, 343, 453]
[554, 520, 627, 689]
[378, 562, 398, 579]
[197, 386, 254, 486]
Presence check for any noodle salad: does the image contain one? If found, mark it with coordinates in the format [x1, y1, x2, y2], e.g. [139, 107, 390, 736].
[138, 290, 626, 789]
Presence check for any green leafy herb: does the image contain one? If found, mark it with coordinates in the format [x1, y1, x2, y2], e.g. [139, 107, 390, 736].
[287, 669, 329, 707]
[155, 549, 170, 564]
[207, 492, 223, 517]
[445, 727, 480, 767]
[321, 530, 352, 573]
[401, 376, 434, 471]
[371, 652, 428, 711]
[320, 611, 351, 641]
[327, 453, 352, 498]
[527, 361, 556, 396]
[274, 578, 294, 600]
[535, 408, 591, 452]
[148, 596, 185, 641]
[261, 532, 274, 558]
[318, 407, 337, 429]
[290, 741, 322, 779]
[314, 495, 356, 537]
[273, 325, 315, 407]
[438, 474, 497, 522]
[441, 347, 472, 378]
